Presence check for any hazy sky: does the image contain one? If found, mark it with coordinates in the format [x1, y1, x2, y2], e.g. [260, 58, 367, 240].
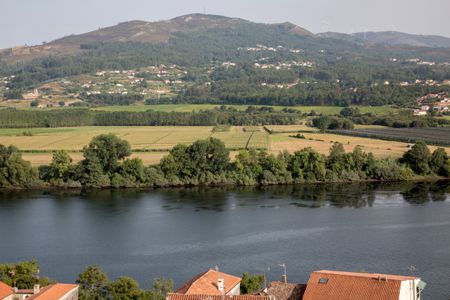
[1, 0, 449, 48]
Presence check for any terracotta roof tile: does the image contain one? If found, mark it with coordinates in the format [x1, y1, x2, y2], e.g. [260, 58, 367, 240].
[263, 282, 306, 300]
[168, 293, 270, 300]
[26, 283, 78, 300]
[177, 270, 241, 295]
[302, 270, 419, 300]
[0, 281, 13, 299]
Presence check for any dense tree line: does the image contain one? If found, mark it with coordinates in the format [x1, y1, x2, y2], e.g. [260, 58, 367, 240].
[312, 115, 354, 131]
[1, 135, 448, 189]
[309, 108, 450, 130]
[79, 92, 144, 106]
[0, 107, 302, 128]
[176, 81, 450, 107]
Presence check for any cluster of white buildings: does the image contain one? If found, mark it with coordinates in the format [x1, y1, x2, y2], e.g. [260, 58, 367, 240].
[240, 45, 303, 54]
[414, 93, 450, 116]
[254, 61, 313, 70]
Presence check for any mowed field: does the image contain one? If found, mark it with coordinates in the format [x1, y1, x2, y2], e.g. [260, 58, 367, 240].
[2, 125, 449, 166]
[91, 104, 395, 115]
[0, 126, 268, 166]
[0, 126, 268, 151]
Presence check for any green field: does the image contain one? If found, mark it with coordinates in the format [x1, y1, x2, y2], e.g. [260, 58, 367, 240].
[91, 104, 395, 115]
[0, 126, 269, 151]
[2, 124, 450, 166]
[92, 104, 222, 112]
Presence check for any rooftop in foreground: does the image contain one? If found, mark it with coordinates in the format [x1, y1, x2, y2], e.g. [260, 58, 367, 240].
[302, 270, 422, 300]
[176, 269, 241, 295]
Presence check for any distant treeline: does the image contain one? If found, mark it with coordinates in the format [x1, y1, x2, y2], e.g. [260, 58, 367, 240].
[1, 134, 448, 189]
[0, 107, 301, 128]
[310, 108, 450, 131]
[1, 106, 449, 129]
[80, 92, 144, 106]
[175, 76, 450, 107]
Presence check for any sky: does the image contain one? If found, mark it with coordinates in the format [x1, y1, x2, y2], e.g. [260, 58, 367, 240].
[0, 0, 449, 48]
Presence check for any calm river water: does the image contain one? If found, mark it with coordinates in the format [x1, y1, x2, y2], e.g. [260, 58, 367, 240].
[1, 182, 449, 299]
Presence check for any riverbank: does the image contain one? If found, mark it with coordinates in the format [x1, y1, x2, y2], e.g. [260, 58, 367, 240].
[1, 176, 449, 192]
[1, 134, 449, 189]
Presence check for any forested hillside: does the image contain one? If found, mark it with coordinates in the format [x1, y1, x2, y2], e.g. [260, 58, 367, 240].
[1, 14, 449, 107]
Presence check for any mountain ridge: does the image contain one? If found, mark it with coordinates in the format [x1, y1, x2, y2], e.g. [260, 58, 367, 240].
[0, 14, 313, 63]
[1, 13, 450, 65]
[317, 30, 450, 48]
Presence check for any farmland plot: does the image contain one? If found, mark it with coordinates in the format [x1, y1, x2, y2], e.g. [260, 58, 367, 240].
[332, 127, 450, 146]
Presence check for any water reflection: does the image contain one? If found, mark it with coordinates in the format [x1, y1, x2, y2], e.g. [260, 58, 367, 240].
[0, 181, 449, 210]
[400, 181, 449, 204]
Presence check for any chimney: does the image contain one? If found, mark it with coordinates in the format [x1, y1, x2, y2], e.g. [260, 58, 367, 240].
[218, 278, 224, 293]
[33, 284, 40, 294]
[281, 274, 287, 283]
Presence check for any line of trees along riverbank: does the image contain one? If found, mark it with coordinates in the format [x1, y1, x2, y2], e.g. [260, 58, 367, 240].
[0, 134, 449, 189]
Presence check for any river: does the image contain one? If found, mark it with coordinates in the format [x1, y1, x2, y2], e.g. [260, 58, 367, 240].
[1, 182, 449, 299]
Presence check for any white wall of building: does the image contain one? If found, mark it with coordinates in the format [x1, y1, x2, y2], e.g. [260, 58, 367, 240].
[399, 279, 420, 300]
[227, 284, 240, 296]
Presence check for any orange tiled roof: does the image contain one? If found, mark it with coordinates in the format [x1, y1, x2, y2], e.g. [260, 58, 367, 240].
[26, 283, 78, 300]
[177, 270, 241, 295]
[0, 281, 13, 299]
[302, 270, 419, 300]
[263, 281, 306, 300]
[168, 293, 270, 300]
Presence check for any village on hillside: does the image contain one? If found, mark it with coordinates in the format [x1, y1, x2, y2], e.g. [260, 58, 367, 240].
[413, 92, 450, 116]
[1, 51, 450, 110]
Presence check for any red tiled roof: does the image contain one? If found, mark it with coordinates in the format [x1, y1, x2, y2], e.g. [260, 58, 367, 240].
[168, 293, 270, 300]
[177, 270, 241, 295]
[26, 284, 78, 300]
[302, 270, 419, 300]
[263, 281, 306, 300]
[0, 281, 13, 299]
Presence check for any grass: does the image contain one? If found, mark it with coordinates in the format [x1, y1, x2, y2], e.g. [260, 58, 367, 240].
[91, 104, 396, 115]
[212, 125, 231, 132]
[0, 126, 269, 152]
[21, 152, 169, 167]
[265, 124, 318, 133]
[4, 124, 447, 166]
[269, 131, 450, 158]
[92, 104, 221, 112]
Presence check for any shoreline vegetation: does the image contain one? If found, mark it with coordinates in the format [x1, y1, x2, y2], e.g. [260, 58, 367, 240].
[0, 133, 449, 189]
